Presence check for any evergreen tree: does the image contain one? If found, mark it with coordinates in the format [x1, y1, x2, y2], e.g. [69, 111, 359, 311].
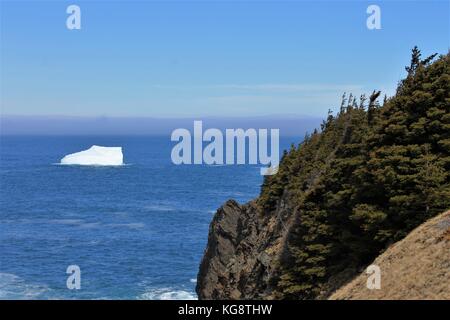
[259, 48, 450, 299]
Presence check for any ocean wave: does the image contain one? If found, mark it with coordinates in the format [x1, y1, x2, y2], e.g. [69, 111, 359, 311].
[137, 288, 197, 300]
[107, 222, 145, 229]
[49, 219, 84, 225]
[48, 219, 100, 229]
[0, 273, 49, 300]
[47, 219, 144, 230]
[144, 205, 177, 212]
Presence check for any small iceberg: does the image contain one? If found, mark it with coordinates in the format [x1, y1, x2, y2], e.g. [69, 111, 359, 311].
[60, 145, 123, 166]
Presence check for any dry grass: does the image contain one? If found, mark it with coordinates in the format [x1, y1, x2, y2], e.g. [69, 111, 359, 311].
[330, 210, 450, 300]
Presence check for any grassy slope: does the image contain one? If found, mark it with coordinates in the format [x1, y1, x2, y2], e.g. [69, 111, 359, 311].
[330, 210, 450, 300]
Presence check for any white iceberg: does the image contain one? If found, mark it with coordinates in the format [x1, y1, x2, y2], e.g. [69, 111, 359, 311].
[60, 145, 123, 166]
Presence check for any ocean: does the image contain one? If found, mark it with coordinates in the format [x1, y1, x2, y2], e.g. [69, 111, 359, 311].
[0, 135, 296, 299]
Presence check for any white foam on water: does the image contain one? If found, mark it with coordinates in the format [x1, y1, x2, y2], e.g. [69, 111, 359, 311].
[48, 219, 84, 225]
[107, 222, 145, 229]
[0, 273, 49, 300]
[48, 219, 100, 229]
[144, 204, 177, 212]
[137, 288, 197, 300]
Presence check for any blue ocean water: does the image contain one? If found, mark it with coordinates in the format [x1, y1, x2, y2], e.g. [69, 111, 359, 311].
[0, 135, 296, 299]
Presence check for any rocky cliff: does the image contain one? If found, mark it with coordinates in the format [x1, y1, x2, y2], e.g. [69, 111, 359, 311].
[196, 199, 291, 299]
[197, 203, 450, 300]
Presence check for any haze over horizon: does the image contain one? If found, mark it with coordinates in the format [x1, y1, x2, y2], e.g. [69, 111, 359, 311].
[1, 0, 448, 125]
[0, 114, 324, 136]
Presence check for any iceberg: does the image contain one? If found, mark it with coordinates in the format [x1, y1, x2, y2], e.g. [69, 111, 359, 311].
[60, 145, 123, 166]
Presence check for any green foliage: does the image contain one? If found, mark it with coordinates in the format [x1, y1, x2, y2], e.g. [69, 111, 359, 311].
[258, 48, 450, 299]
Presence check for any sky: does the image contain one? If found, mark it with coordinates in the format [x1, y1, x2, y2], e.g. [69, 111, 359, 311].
[0, 0, 449, 119]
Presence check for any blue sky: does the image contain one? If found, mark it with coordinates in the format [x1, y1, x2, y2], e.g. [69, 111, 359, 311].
[1, 0, 449, 118]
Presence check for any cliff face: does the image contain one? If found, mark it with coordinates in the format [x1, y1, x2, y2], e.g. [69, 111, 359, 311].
[197, 203, 450, 300]
[196, 198, 294, 299]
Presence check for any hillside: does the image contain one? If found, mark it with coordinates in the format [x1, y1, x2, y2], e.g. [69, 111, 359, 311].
[330, 210, 450, 300]
[196, 48, 450, 300]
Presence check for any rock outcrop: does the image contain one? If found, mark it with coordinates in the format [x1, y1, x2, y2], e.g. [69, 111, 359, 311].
[196, 198, 294, 299]
[197, 205, 450, 300]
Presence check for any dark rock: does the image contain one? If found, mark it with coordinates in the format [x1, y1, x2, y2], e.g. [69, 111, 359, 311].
[196, 195, 295, 299]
